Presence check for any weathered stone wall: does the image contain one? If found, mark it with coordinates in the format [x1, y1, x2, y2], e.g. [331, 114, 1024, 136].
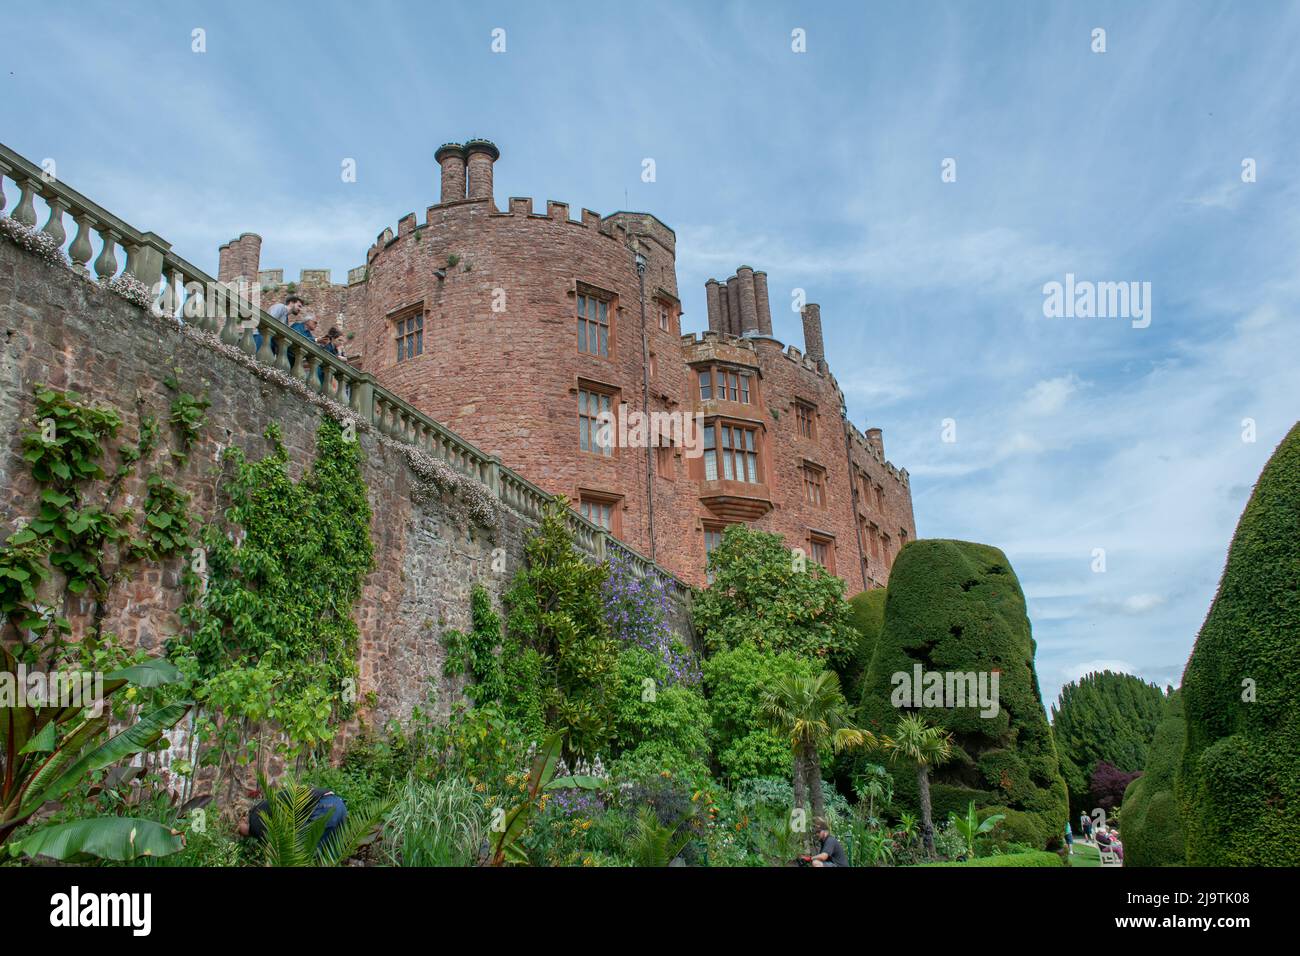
[0, 236, 694, 732]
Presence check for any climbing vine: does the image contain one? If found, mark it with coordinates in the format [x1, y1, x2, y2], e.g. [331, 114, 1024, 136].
[2, 384, 197, 663]
[172, 418, 375, 778]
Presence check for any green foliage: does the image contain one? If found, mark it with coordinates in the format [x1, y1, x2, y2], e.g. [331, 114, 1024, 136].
[163, 373, 211, 466]
[859, 540, 1068, 850]
[947, 800, 1005, 859]
[442, 584, 506, 706]
[609, 645, 711, 783]
[693, 525, 856, 664]
[703, 642, 818, 782]
[173, 419, 374, 763]
[128, 472, 196, 561]
[380, 775, 485, 866]
[760, 668, 868, 826]
[0, 653, 189, 853]
[842, 587, 887, 698]
[1122, 690, 1186, 867]
[1050, 669, 1166, 816]
[626, 805, 695, 867]
[1178, 423, 1300, 866]
[919, 849, 1063, 867]
[9, 816, 184, 862]
[17, 386, 125, 601]
[252, 779, 392, 867]
[501, 500, 618, 761]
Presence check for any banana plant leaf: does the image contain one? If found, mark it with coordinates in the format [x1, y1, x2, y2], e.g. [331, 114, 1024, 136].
[9, 817, 184, 862]
[17, 702, 190, 819]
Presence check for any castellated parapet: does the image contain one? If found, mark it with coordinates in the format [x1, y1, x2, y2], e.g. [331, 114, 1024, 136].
[218, 139, 917, 589]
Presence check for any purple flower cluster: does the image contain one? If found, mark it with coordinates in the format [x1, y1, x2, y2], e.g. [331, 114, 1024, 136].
[548, 787, 607, 817]
[602, 551, 701, 686]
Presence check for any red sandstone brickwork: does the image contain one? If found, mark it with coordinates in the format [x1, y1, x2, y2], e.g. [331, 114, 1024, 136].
[219, 141, 918, 594]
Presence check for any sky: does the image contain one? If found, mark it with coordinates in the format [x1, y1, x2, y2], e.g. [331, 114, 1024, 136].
[3, 1, 1297, 709]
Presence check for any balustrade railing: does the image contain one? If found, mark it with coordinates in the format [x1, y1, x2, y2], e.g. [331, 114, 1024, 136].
[0, 141, 690, 606]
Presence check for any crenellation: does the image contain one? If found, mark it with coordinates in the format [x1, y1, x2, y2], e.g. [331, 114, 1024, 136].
[215, 138, 917, 590]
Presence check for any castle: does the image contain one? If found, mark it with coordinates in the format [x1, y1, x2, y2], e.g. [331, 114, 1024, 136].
[217, 139, 916, 591]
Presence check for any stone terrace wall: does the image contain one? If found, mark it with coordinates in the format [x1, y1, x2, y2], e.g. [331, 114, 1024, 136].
[0, 235, 695, 731]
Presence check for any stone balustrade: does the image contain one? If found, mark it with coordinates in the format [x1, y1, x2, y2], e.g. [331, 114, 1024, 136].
[0, 141, 691, 607]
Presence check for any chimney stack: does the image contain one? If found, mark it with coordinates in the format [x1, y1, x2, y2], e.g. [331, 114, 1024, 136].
[436, 143, 467, 204]
[866, 427, 884, 456]
[801, 303, 825, 366]
[218, 233, 261, 284]
[464, 139, 500, 205]
[725, 275, 741, 336]
[736, 265, 759, 334]
[705, 279, 722, 332]
[753, 270, 772, 335]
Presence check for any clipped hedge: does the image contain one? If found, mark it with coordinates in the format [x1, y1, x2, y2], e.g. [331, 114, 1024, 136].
[843, 587, 887, 697]
[1178, 423, 1300, 866]
[860, 540, 1069, 849]
[919, 850, 1063, 868]
[1121, 690, 1186, 867]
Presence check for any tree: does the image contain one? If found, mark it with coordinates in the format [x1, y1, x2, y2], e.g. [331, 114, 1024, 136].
[760, 670, 869, 826]
[693, 525, 856, 664]
[702, 642, 818, 783]
[878, 712, 954, 856]
[1121, 690, 1186, 867]
[1177, 423, 1300, 866]
[1090, 760, 1142, 813]
[1050, 670, 1165, 816]
[858, 539, 1069, 851]
[501, 500, 618, 762]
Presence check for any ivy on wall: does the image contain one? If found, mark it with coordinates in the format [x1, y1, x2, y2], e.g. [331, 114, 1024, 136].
[172, 418, 375, 776]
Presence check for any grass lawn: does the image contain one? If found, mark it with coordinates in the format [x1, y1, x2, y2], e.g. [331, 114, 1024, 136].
[1070, 843, 1101, 867]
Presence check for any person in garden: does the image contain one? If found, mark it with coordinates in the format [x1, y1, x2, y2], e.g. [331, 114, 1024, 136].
[239, 786, 347, 855]
[808, 819, 848, 867]
[1080, 811, 1092, 842]
[1065, 821, 1074, 855]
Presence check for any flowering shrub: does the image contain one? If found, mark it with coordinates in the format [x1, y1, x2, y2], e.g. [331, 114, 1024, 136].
[0, 215, 71, 270]
[603, 550, 700, 685]
[103, 273, 155, 311]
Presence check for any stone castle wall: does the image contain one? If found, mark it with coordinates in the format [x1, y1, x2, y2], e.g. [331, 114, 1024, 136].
[0, 236, 694, 730]
[216, 139, 918, 590]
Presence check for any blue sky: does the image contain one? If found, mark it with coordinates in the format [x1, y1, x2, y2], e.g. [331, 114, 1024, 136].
[4, 1, 1297, 708]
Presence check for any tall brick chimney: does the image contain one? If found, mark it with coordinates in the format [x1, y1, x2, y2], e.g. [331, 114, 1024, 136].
[218, 233, 261, 283]
[436, 143, 467, 204]
[464, 139, 500, 204]
[866, 427, 884, 456]
[801, 303, 825, 366]
[705, 278, 722, 332]
[717, 282, 732, 335]
[725, 275, 741, 336]
[736, 265, 759, 335]
[753, 270, 773, 335]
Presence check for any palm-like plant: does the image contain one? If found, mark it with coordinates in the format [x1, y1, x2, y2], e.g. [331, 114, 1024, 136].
[852, 763, 894, 828]
[255, 780, 392, 867]
[948, 800, 1005, 860]
[760, 670, 872, 829]
[627, 806, 695, 867]
[877, 713, 954, 857]
[896, 810, 919, 846]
